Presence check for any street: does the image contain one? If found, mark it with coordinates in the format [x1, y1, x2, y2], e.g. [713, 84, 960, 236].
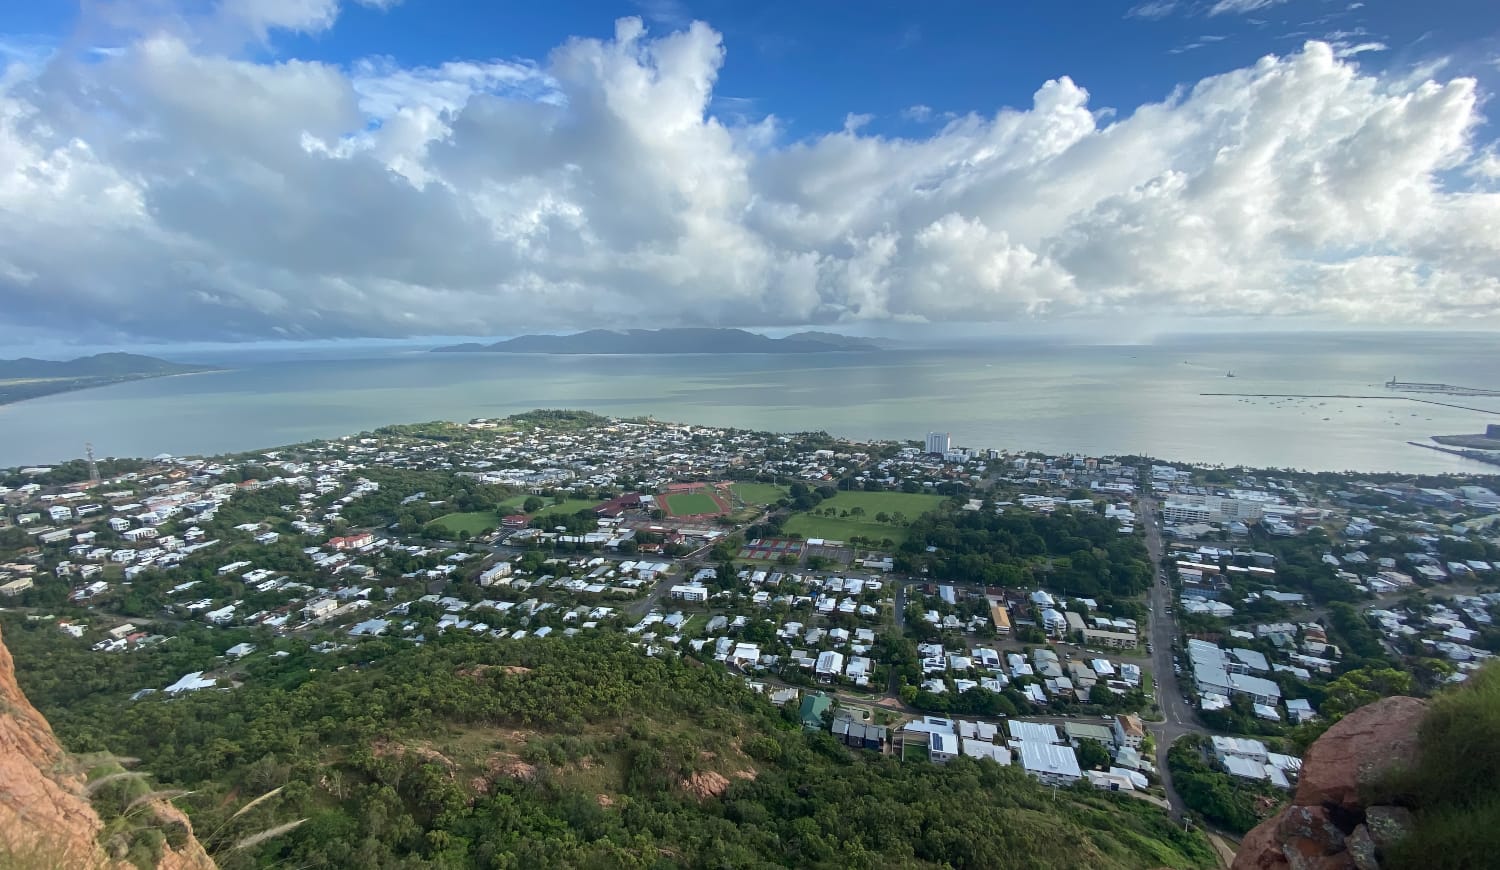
[1138, 492, 1205, 819]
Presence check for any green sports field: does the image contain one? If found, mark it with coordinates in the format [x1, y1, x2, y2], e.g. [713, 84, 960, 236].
[431, 512, 498, 536]
[534, 498, 603, 516]
[664, 491, 721, 516]
[781, 490, 945, 546]
[730, 482, 789, 506]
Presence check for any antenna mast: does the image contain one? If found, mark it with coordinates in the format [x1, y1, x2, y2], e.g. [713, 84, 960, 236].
[85, 442, 100, 485]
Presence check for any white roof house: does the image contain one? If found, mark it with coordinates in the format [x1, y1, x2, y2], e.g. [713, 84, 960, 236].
[1018, 741, 1082, 785]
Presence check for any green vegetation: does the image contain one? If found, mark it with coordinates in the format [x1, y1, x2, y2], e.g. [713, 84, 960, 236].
[663, 491, 721, 515]
[1372, 663, 1500, 870]
[5, 621, 1214, 870]
[784, 491, 945, 545]
[730, 482, 790, 506]
[1167, 735, 1281, 834]
[430, 511, 498, 536]
[898, 506, 1154, 598]
[530, 498, 604, 523]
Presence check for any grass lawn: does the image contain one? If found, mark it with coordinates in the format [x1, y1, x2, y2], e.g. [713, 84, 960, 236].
[664, 492, 721, 515]
[730, 482, 789, 506]
[530, 498, 604, 523]
[782, 490, 945, 546]
[432, 511, 499, 535]
[495, 494, 532, 513]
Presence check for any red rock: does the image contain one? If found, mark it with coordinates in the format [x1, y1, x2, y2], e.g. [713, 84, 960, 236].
[1233, 816, 1289, 870]
[1294, 696, 1427, 813]
[0, 626, 214, 869]
[1277, 806, 1346, 853]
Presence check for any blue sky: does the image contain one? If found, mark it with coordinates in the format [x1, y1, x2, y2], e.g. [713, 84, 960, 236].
[1, 1, 1498, 347]
[13, 0, 1498, 137]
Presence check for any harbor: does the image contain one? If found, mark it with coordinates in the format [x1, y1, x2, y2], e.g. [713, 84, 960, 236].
[1385, 378, 1500, 397]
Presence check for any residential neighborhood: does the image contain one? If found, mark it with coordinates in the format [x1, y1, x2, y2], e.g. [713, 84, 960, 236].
[2, 411, 1498, 825]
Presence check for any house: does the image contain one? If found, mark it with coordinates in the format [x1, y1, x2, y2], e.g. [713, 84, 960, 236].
[1113, 714, 1145, 750]
[478, 562, 513, 586]
[1064, 722, 1115, 748]
[302, 598, 338, 620]
[1286, 698, 1316, 724]
[1017, 741, 1082, 786]
[669, 583, 709, 602]
[928, 731, 959, 764]
[831, 714, 888, 751]
[1082, 628, 1137, 650]
[0, 577, 34, 597]
[815, 650, 845, 681]
[328, 532, 374, 551]
[961, 739, 1010, 764]
[1008, 721, 1063, 745]
[800, 694, 833, 729]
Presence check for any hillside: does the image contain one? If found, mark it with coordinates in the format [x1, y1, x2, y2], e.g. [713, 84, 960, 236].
[1234, 664, 1500, 870]
[0, 353, 213, 406]
[0, 625, 213, 869]
[432, 328, 882, 354]
[3, 622, 1214, 869]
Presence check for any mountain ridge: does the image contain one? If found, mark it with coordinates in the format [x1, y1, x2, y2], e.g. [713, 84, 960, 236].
[0, 352, 208, 380]
[432, 327, 883, 354]
[0, 353, 215, 406]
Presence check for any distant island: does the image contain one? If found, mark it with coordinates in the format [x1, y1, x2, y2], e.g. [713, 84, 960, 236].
[0, 352, 215, 406]
[432, 328, 883, 355]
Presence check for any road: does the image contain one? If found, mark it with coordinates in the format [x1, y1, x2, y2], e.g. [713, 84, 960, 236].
[1138, 492, 1204, 820]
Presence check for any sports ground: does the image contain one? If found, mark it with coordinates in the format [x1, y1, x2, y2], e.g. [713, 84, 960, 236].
[659, 482, 733, 519]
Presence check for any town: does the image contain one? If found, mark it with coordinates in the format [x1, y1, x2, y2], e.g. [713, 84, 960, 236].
[2, 410, 1498, 835]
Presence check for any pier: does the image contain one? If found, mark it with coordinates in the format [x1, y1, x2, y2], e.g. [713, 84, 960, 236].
[1385, 378, 1500, 397]
[1407, 441, 1500, 467]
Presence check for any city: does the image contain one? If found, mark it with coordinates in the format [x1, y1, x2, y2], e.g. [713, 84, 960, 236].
[3, 410, 1496, 863]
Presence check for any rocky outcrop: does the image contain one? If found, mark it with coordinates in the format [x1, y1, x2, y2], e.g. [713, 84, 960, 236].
[1231, 697, 1425, 870]
[0, 626, 214, 869]
[1292, 696, 1427, 814]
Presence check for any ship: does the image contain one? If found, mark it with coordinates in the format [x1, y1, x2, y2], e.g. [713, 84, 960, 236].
[1225, 371, 1236, 378]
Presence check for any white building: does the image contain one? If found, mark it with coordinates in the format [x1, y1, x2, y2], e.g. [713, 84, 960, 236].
[1018, 741, 1082, 786]
[669, 583, 709, 602]
[925, 432, 951, 455]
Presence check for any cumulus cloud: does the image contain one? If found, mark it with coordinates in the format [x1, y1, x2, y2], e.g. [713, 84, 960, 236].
[0, 4, 1496, 342]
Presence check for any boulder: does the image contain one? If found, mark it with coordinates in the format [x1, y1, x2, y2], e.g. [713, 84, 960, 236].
[1234, 816, 1289, 870]
[1294, 697, 1427, 813]
[1362, 805, 1415, 853]
[1345, 824, 1378, 870]
[1277, 805, 1349, 870]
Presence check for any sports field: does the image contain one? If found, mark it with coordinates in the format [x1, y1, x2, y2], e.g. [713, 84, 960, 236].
[664, 492, 721, 516]
[781, 491, 945, 546]
[729, 482, 789, 506]
[530, 499, 604, 522]
[431, 512, 497, 536]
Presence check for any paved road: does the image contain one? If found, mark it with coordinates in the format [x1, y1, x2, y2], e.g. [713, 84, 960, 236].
[1138, 492, 1206, 819]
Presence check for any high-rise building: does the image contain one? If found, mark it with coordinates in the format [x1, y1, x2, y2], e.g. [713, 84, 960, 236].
[925, 432, 951, 454]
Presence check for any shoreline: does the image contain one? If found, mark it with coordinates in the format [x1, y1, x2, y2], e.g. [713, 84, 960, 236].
[0, 367, 227, 409]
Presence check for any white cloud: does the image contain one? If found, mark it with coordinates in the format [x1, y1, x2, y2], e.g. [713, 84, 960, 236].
[0, 11, 1496, 342]
[1333, 41, 1387, 58]
[1127, 1, 1179, 20]
[220, 0, 342, 39]
[1208, 0, 1289, 15]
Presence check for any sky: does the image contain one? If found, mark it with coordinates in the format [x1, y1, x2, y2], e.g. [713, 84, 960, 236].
[1, 0, 1499, 349]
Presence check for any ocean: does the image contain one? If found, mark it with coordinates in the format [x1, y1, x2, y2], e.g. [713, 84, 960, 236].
[2, 332, 1497, 473]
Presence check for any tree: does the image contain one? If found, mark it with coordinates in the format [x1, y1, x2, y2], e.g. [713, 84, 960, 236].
[1076, 740, 1111, 771]
[522, 496, 545, 513]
